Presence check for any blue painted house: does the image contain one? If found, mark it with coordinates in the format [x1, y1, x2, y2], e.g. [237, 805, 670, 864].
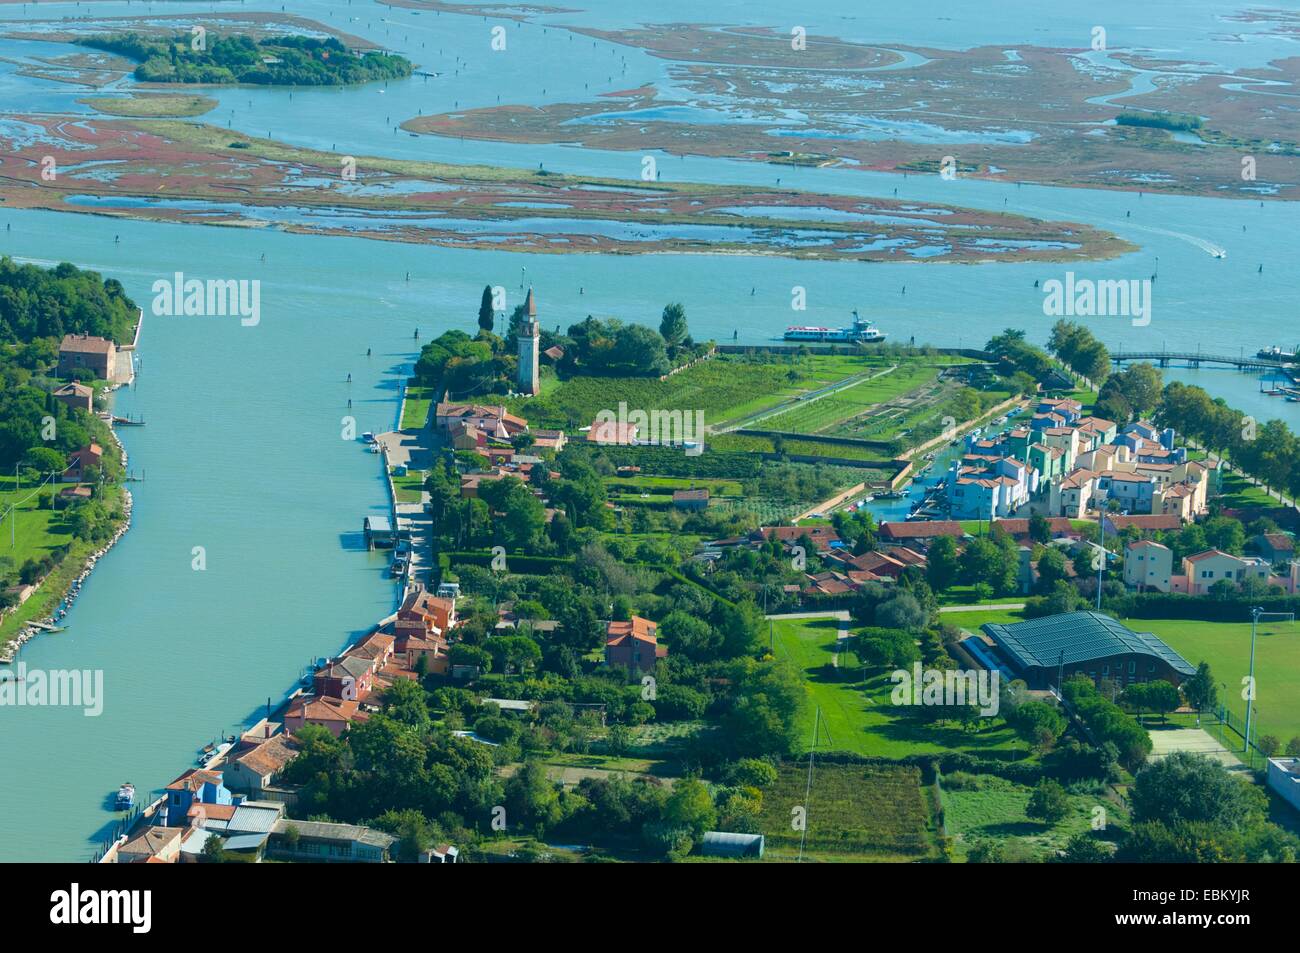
[158, 768, 236, 827]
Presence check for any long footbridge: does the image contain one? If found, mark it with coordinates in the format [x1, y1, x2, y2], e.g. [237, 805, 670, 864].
[1110, 349, 1291, 371]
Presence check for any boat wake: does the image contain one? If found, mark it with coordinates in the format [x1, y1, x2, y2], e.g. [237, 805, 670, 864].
[1017, 207, 1227, 258]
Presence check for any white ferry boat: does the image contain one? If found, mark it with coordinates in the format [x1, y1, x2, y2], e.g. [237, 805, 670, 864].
[784, 310, 886, 343]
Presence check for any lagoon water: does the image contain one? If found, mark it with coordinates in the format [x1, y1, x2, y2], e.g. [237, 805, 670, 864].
[0, 0, 1296, 860]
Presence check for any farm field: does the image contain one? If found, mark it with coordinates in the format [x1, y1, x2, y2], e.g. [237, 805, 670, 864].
[503, 354, 840, 431]
[707, 431, 894, 467]
[758, 761, 940, 861]
[941, 773, 1126, 861]
[503, 351, 972, 435]
[761, 362, 938, 434]
[772, 617, 1024, 759]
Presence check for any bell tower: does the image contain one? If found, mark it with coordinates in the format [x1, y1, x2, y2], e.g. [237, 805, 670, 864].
[516, 286, 541, 396]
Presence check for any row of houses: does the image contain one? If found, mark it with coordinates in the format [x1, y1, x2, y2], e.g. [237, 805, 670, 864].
[118, 762, 458, 864]
[113, 585, 468, 863]
[947, 400, 1214, 523]
[1124, 541, 1300, 595]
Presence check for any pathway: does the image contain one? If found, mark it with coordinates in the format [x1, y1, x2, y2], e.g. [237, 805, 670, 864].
[939, 602, 1027, 613]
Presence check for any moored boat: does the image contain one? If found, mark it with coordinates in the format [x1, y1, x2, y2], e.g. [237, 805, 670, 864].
[115, 782, 135, 810]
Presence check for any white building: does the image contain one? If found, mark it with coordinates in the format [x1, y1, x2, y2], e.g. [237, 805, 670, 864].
[1267, 758, 1300, 814]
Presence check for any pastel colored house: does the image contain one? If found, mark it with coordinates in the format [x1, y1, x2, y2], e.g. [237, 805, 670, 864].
[947, 455, 1038, 519]
[1173, 550, 1272, 595]
[159, 769, 234, 827]
[1123, 540, 1174, 592]
[1050, 468, 1096, 518]
[1095, 470, 1157, 514]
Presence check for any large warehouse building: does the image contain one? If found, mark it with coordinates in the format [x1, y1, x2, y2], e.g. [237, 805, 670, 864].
[980, 611, 1196, 690]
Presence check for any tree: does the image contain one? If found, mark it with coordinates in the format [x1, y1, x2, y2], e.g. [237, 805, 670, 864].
[926, 535, 960, 592]
[1034, 547, 1069, 593]
[22, 446, 67, 476]
[200, 835, 226, 863]
[1141, 680, 1181, 724]
[1054, 832, 1110, 863]
[659, 302, 688, 346]
[875, 590, 929, 631]
[1026, 778, 1070, 825]
[1028, 514, 1051, 545]
[1257, 735, 1280, 758]
[477, 284, 495, 332]
[856, 626, 920, 668]
[967, 839, 1005, 863]
[659, 610, 720, 662]
[1009, 700, 1067, 752]
[1129, 752, 1257, 829]
[662, 778, 716, 840]
[503, 759, 562, 833]
[1182, 661, 1218, 719]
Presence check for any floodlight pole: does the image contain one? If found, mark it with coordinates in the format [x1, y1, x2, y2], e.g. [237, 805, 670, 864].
[1095, 516, 1105, 610]
[1245, 607, 1294, 762]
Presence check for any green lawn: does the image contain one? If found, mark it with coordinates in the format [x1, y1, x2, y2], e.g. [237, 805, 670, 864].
[0, 478, 71, 570]
[772, 617, 1023, 759]
[1215, 470, 1279, 509]
[391, 470, 426, 503]
[940, 607, 1029, 631]
[401, 384, 435, 430]
[1125, 617, 1300, 744]
[0, 480, 126, 647]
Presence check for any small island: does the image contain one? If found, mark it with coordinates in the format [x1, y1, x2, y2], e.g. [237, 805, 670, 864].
[78, 32, 412, 86]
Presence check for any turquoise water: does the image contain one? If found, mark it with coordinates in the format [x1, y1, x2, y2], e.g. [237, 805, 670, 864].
[0, 0, 1297, 861]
